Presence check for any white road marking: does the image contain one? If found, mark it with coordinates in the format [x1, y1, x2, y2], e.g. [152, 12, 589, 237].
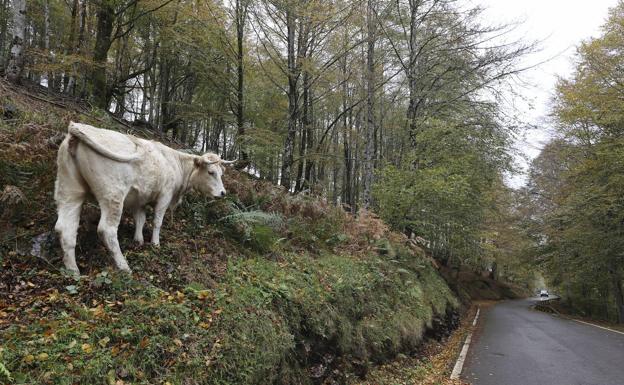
[537, 298, 624, 335]
[572, 319, 624, 336]
[473, 308, 480, 326]
[450, 307, 480, 380]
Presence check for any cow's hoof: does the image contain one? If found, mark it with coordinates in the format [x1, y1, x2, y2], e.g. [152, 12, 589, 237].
[62, 267, 81, 278]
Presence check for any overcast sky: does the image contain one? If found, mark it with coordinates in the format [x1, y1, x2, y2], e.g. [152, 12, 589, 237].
[471, 0, 620, 187]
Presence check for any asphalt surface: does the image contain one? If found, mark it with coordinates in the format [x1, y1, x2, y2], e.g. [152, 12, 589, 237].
[462, 298, 624, 385]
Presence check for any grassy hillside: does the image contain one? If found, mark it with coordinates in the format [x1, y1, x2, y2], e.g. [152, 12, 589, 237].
[0, 83, 459, 385]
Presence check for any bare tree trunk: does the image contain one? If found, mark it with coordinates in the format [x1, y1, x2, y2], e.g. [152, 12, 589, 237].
[0, 0, 10, 63]
[75, 0, 88, 96]
[332, 122, 339, 204]
[303, 72, 315, 189]
[43, 0, 51, 86]
[295, 120, 306, 192]
[295, 68, 312, 192]
[63, 0, 79, 92]
[362, 0, 376, 209]
[280, 7, 298, 190]
[5, 0, 26, 83]
[91, 2, 115, 110]
[235, 0, 248, 161]
[406, 0, 423, 150]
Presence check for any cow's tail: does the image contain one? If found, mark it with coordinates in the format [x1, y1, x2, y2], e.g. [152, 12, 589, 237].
[68, 121, 143, 162]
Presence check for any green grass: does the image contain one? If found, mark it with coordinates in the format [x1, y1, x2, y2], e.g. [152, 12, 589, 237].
[1, 248, 457, 385]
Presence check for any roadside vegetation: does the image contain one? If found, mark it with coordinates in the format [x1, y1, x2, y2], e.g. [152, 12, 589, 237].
[522, 2, 624, 324]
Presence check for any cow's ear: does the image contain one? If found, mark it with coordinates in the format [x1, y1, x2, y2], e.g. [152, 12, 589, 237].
[194, 157, 207, 168]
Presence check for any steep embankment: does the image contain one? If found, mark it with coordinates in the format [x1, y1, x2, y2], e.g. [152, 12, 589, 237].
[0, 82, 459, 385]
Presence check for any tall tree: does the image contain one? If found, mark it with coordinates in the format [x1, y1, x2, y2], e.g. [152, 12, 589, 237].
[5, 0, 26, 83]
[361, 0, 376, 208]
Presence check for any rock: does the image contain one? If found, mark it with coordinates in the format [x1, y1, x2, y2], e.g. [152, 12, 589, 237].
[30, 231, 55, 259]
[0, 185, 25, 206]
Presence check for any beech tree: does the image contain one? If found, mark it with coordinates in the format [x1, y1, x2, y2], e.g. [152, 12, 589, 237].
[5, 0, 26, 83]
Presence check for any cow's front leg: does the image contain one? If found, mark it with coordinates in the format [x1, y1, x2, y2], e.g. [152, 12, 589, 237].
[151, 198, 170, 246]
[133, 208, 146, 245]
[97, 199, 131, 272]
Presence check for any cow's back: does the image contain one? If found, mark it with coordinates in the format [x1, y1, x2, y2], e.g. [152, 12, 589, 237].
[57, 124, 185, 211]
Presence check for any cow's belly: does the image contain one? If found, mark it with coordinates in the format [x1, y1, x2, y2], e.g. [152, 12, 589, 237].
[123, 187, 156, 211]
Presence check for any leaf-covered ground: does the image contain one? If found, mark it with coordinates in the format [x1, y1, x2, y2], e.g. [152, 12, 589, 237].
[350, 306, 481, 385]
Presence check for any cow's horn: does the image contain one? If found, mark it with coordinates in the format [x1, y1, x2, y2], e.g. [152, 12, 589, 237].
[221, 159, 237, 165]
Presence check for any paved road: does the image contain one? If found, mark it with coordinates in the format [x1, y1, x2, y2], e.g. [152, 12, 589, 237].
[462, 298, 624, 385]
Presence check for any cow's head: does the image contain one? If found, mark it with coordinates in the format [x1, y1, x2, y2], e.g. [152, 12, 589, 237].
[190, 153, 234, 198]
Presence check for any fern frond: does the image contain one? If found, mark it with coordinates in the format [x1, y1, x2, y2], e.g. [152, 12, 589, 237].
[0, 361, 12, 382]
[220, 208, 284, 229]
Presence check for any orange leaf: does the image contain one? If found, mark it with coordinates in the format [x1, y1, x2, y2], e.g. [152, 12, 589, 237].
[139, 336, 150, 349]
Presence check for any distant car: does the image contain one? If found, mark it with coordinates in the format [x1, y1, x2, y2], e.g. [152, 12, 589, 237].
[540, 290, 549, 298]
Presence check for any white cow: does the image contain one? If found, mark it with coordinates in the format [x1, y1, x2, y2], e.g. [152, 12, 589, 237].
[54, 122, 232, 274]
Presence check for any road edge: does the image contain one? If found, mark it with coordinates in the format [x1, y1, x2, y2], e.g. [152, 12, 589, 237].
[450, 307, 480, 380]
[534, 298, 624, 336]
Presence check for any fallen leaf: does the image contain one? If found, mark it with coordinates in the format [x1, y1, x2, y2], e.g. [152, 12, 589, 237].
[139, 336, 149, 349]
[82, 343, 93, 354]
[197, 290, 210, 300]
[99, 337, 110, 347]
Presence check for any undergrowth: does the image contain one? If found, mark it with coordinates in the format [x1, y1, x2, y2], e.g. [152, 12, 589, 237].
[0, 82, 459, 385]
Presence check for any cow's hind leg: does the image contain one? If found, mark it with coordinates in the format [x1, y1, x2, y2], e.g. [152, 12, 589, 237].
[97, 198, 131, 272]
[133, 208, 146, 245]
[151, 195, 172, 246]
[55, 197, 84, 274]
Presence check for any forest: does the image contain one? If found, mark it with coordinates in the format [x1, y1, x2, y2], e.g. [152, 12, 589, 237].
[523, 2, 624, 324]
[0, 0, 539, 279]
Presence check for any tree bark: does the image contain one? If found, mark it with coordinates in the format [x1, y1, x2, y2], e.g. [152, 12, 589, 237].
[362, 0, 376, 209]
[5, 0, 26, 83]
[75, 0, 88, 96]
[63, 0, 79, 92]
[235, 0, 248, 161]
[280, 7, 299, 190]
[303, 70, 314, 189]
[406, 0, 422, 148]
[91, 2, 115, 110]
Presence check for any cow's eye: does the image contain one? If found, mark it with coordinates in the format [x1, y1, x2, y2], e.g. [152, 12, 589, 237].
[208, 171, 215, 176]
